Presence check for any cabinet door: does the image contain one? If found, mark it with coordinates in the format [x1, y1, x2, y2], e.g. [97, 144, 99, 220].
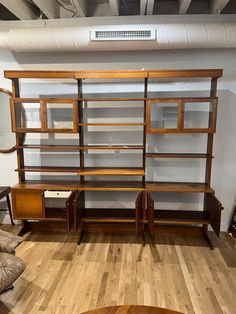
[135, 192, 143, 233]
[146, 99, 180, 133]
[147, 192, 154, 235]
[44, 100, 78, 133]
[183, 99, 217, 133]
[72, 191, 84, 232]
[205, 193, 223, 236]
[12, 189, 44, 219]
[12, 100, 43, 132]
[66, 191, 76, 232]
[146, 98, 217, 134]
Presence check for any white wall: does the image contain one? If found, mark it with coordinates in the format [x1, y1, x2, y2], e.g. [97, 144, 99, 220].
[0, 48, 236, 230]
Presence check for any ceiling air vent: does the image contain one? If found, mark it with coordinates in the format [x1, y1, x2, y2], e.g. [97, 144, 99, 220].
[91, 29, 156, 41]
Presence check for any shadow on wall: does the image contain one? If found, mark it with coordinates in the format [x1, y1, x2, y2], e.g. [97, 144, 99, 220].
[212, 89, 236, 230]
[9, 49, 236, 80]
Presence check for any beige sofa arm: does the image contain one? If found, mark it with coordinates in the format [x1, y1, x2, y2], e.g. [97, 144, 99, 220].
[0, 230, 23, 254]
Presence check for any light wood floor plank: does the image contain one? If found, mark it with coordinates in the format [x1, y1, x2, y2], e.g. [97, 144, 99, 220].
[0, 227, 235, 314]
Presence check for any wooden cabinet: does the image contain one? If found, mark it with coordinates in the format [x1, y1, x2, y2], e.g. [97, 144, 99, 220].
[12, 188, 77, 232]
[11, 99, 78, 133]
[12, 189, 44, 219]
[146, 98, 217, 133]
[146, 191, 223, 238]
[4, 69, 224, 248]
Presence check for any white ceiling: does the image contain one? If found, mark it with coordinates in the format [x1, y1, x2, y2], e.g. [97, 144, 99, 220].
[0, 0, 235, 20]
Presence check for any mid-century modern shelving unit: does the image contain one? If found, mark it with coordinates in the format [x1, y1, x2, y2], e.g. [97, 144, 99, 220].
[4, 69, 224, 248]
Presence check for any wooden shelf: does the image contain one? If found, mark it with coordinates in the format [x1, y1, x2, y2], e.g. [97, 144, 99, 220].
[146, 182, 214, 193]
[75, 70, 148, 79]
[17, 166, 80, 173]
[83, 217, 135, 223]
[145, 153, 213, 159]
[17, 167, 144, 176]
[154, 210, 209, 225]
[79, 168, 145, 176]
[82, 208, 136, 223]
[80, 145, 144, 150]
[12, 181, 215, 193]
[16, 145, 80, 151]
[148, 69, 223, 78]
[14, 97, 77, 102]
[12, 181, 145, 191]
[16, 145, 144, 150]
[80, 181, 144, 191]
[83, 208, 135, 217]
[79, 123, 144, 126]
[45, 208, 67, 221]
[4, 71, 75, 79]
[78, 97, 146, 101]
[5, 69, 223, 80]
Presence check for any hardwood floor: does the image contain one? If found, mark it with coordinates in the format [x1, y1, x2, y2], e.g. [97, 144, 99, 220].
[0, 226, 235, 314]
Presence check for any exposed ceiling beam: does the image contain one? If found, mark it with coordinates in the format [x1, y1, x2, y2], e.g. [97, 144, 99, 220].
[146, 0, 155, 15]
[70, 0, 88, 17]
[140, 0, 147, 15]
[178, 0, 192, 14]
[210, 0, 231, 13]
[0, 0, 38, 20]
[109, 0, 120, 16]
[32, 0, 60, 19]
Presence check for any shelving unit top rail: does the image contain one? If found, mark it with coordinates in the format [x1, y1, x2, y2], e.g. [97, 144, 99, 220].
[4, 69, 223, 79]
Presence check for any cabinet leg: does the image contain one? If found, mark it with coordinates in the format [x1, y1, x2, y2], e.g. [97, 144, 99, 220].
[149, 231, 155, 245]
[142, 231, 146, 246]
[77, 221, 85, 245]
[6, 194, 14, 226]
[17, 220, 29, 236]
[203, 225, 214, 250]
[77, 230, 84, 245]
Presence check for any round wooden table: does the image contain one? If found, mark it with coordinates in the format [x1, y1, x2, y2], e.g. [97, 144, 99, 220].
[81, 305, 183, 314]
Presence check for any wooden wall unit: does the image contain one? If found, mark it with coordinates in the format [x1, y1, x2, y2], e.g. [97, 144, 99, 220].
[4, 69, 224, 248]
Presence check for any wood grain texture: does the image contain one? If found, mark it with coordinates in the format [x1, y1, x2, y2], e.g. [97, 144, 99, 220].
[75, 70, 149, 79]
[12, 189, 44, 219]
[78, 168, 145, 176]
[0, 226, 235, 314]
[4, 71, 75, 79]
[11, 181, 145, 192]
[4, 69, 223, 80]
[145, 153, 212, 159]
[148, 69, 223, 78]
[145, 182, 214, 193]
[81, 305, 183, 313]
[16, 167, 145, 176]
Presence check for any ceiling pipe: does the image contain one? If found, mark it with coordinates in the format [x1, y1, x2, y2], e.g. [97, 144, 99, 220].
[0, 23, 236, 51]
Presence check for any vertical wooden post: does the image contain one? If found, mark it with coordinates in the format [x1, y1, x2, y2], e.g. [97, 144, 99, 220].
[142, 78, 148, 232]
[142, 77, 148, 184]
[205, 77, 218, 187]
[204, 77, 218, 221]
[12, 78, 25, 183]
[77, 79, 85, 235]
[78, 79, 84, 183]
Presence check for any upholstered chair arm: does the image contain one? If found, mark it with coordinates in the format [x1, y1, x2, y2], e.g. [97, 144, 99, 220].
[0, 230, 23, 254]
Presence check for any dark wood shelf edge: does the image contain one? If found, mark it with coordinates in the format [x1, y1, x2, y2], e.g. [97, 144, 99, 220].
[16, 145, 144, 150]
[145, 153, 213, 158]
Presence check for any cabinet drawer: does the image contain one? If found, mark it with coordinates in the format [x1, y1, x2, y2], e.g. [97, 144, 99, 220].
[12, 189, 44, 219]
[44, 191, 72, 198]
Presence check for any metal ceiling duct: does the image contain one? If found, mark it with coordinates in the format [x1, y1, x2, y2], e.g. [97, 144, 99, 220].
[0, 23, 236, 51]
